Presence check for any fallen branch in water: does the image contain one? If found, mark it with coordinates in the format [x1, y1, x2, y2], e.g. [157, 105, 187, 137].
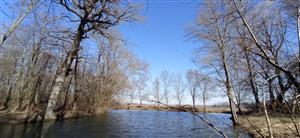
[143, 98, 228, 138]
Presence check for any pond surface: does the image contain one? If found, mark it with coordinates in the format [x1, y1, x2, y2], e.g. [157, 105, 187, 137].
[0, 110, 250, 138]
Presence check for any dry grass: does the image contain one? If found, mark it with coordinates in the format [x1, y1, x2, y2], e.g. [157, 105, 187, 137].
[239, 113, 300, 137]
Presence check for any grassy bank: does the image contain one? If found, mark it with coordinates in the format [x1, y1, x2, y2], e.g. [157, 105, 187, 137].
[239, 113, 300, 137]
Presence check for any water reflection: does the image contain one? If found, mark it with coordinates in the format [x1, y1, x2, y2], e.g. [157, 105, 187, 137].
[0, 110, 250, 138]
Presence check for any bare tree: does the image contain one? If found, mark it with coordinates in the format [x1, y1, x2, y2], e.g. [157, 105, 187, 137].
[186, 69, 200, 112]
[232, 0, 300, 95]
[160, 70, 172, 106]
[136, 64, 149, 106]
[153, 77, 161, 110]
[174, 73, 185, 107]
[44, 0, 141, 120]
[198, 73, 214, 111]
[188, 0, 239, 124]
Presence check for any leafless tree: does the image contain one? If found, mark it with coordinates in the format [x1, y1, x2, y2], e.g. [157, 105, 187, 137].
[160, 70, 172, 106]
[188, 0, 239, 124]
[44, 0, 141, 120]
[198, 73, 214, 111]
[135, 64, 149, 106]
[173, 73, 185, 107]
[186, 69, 200, 112]
[153, 77, 161, 110]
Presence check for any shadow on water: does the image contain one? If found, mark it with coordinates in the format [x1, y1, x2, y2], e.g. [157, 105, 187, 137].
[0, 110, 250, 138]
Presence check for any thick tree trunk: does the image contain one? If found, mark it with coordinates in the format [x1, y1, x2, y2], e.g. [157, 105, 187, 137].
[72, 56, 80, 111]
[221, 48, 239, 125]
[44, 23, 84, 120]
[57, 75, 73, 119]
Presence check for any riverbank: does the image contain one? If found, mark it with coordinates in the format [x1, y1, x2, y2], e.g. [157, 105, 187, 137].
[115, 104, 300, 137]
[113, 104, 234, 113]
[239, 113, 300, 137]
[0, 111, 28, 123]
[0, 104, 235, 124]
[0, 110, 250, 138]
[2, 104, 299, 137]
[0, 110, 93, 124]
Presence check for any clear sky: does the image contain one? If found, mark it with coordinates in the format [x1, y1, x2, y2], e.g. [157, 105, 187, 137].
[0, 0, 201, 78]
[119, 1, 228, 105]
[0, 0, 228, 105]
[119, 1, 201, 78]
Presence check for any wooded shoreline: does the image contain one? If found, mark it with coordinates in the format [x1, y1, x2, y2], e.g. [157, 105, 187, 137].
[1, 104, 300, 137]
[0, 104, 232, 124]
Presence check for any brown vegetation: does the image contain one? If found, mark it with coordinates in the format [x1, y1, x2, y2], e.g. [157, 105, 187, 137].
[0, 0, 146, 122]
[239, 113, 300, 137]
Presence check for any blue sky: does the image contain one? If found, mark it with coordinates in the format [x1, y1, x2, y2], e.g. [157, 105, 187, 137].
[0, 0, 228, 105]
[0, 0, 200, 78]
[119, 1, 201, 78]
[119, 1, 229, 105]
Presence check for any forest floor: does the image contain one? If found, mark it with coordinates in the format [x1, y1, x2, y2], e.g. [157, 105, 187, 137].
[239, 112, 300, 137]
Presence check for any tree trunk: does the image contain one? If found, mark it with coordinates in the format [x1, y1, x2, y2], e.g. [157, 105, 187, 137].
[263, 91, 273, 138]
[268, 81, 275, 103]
[192, 95, 195, 112]
[221, 48, 239, 125]
[58, 75, 73, 119]
[275, 68, 286, 103]
[72, 56, 80, 111]
[44, 23, 85, 120]
[244, 48, 261, 111]
[138, 89, 142, 106]
[3, 58, 18, 110]
[192, 88, 196, 113]
[203, 89, 206, 111]
[165, 91, 168, 106]
[24, 42, 42, 111]
[297, 7, 300, 72]
[297, 7, 300, 80]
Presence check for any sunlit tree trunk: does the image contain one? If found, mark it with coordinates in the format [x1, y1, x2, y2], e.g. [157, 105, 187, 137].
[44, 23, 84, 120]
[220, 47, 239, 125]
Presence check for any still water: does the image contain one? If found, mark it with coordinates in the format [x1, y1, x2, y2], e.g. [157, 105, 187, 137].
[0, 110, 250, 138]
